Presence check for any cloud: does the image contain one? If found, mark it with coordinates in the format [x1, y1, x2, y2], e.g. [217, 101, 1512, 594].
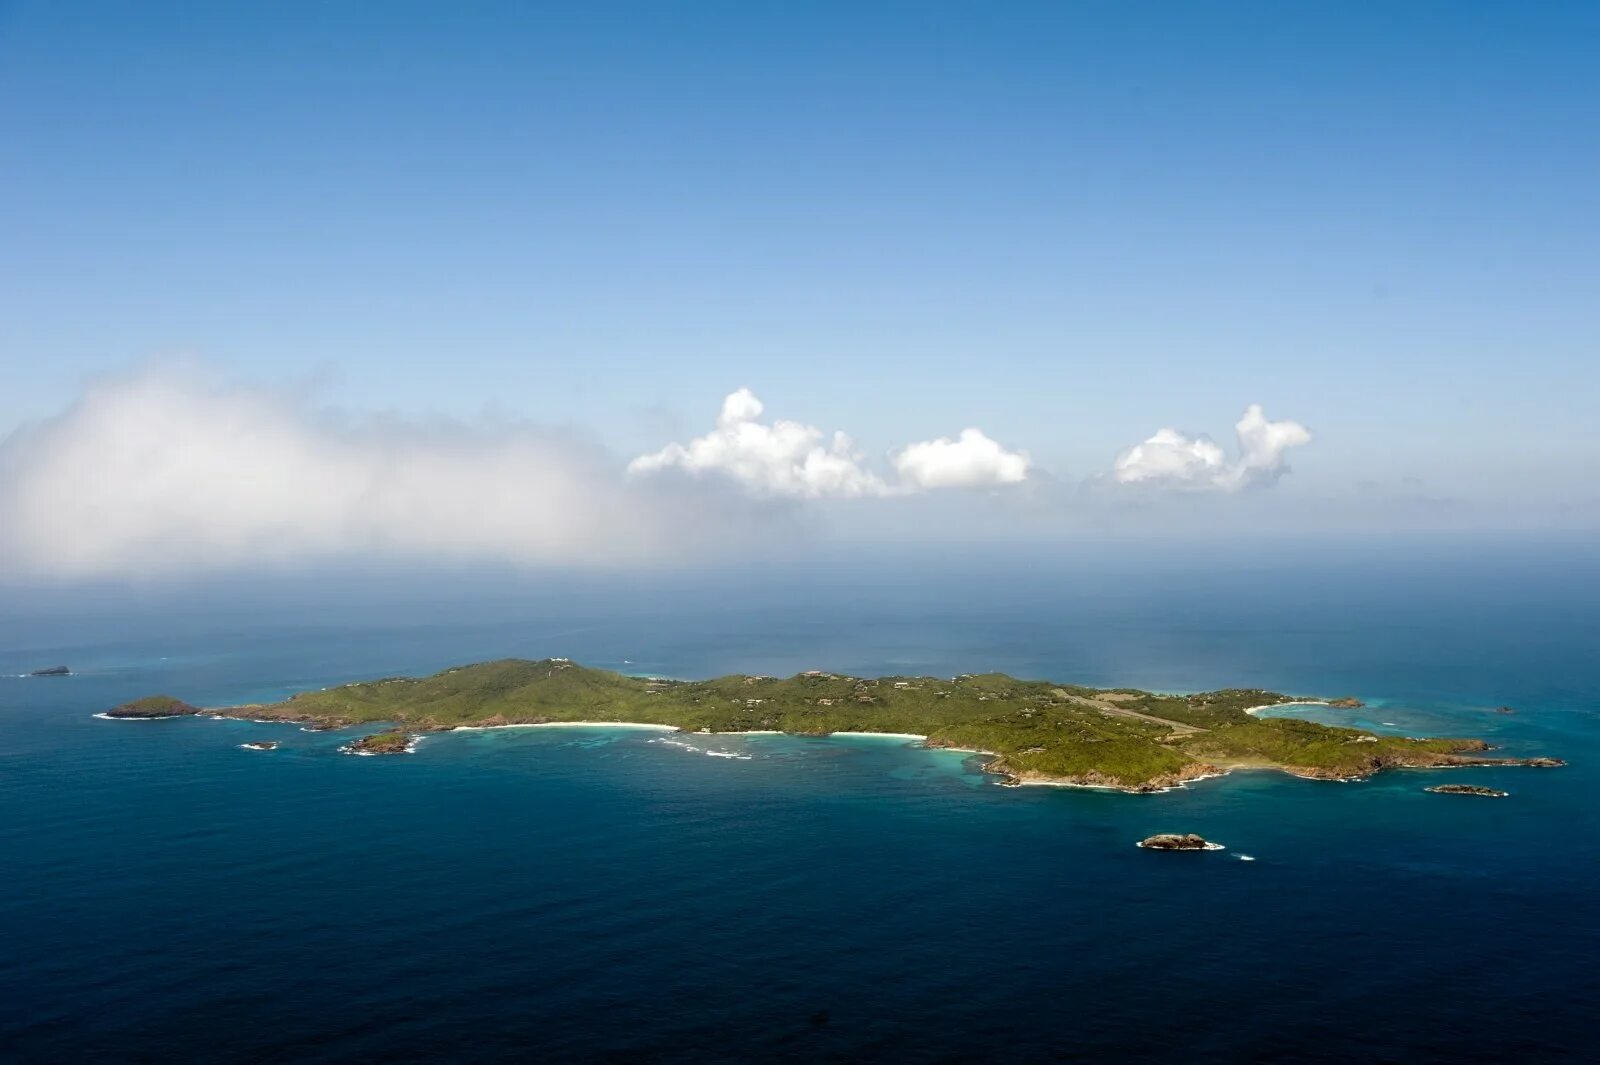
[0, 368, 779, 578]
[627, 388, 888, 499]
[893, 428, 1030, 489]
[1111, 404, 1311, 491]
[629, 388, 1030, 497]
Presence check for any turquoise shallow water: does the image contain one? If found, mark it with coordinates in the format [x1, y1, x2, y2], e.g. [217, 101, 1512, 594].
[2, 552, 1598, 1062]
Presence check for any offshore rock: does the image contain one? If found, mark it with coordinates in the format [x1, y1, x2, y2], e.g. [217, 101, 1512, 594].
[1137, 833, 1221, 851]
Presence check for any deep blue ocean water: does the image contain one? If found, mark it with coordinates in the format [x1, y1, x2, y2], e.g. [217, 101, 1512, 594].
[3, 546, 1598, 1062]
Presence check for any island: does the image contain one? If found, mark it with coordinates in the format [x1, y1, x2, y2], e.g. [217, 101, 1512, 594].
[1137, 833, 1222, 851]
[340, 731, 417, 756]
[239, 741, 279, 751]
[30, 665, 70, 677]
[1425, 784, 1508, 797]
[98, 658, 1567, 792]
[102, 695, 202, 719]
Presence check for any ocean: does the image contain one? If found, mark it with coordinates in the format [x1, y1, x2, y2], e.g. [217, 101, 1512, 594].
[3, 542, 1597, 1063]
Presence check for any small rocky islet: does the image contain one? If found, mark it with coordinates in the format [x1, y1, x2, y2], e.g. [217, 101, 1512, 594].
[30, 665, 70, 677]
[1426, 784, 1509, 798]
[1137, 833, 1222, 851]
[339, 732, 417, 756]
[239, 741, 279, 751]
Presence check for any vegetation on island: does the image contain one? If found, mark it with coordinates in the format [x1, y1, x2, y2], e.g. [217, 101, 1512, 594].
[104, 695, 201, 718]
[1425, 784, 1508, 797]
[341, 731, 416, 755]
[108, 658, 1564, 791]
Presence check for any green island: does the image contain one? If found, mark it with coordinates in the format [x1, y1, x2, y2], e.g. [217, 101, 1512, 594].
[103, 658, 1564, 791]
[339, 731, 417, 756]
[99, 695, 201, 719]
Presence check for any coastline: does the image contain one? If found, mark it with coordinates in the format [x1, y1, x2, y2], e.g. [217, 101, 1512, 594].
[1013, 767, 1235, 793]
[1244, 700, 1336, 717]
[1000, 763, 1234, 794]
[120, 711, 1509, 793]
[450, 721, 678, 732]
[101, 708, 1558, 793]
[829, 731, 927, 740]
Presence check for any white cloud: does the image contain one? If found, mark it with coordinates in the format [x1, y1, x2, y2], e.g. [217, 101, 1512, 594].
[0, 368, 754, 577]
[1112, 405, 1311, 491]
[629, 389, 1029, 498]
[627, 388, 887, 499]
[893, 428, 1030, 489]
[1233, 403, 1313, 484]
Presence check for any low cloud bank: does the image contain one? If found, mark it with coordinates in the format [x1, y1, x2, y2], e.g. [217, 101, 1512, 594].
[1111, 405, 1311, 492]
[627, 388, 1030, 497]
[0, 370, 751, 577]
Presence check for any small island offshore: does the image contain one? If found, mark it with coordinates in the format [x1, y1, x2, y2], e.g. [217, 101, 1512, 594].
[101, 659, 1564, 792]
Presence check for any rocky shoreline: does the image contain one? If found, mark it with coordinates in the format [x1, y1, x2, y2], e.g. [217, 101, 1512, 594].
[1274, 744, 1565, 781]
[981, 744, 1564, 793]
[988, 759, 1226, 794]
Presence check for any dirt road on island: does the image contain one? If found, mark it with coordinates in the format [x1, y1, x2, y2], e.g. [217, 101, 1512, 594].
[1056, 691, 1209, 736]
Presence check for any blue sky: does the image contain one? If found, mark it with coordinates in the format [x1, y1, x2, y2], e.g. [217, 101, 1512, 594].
[1, 2, 1597, 576]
